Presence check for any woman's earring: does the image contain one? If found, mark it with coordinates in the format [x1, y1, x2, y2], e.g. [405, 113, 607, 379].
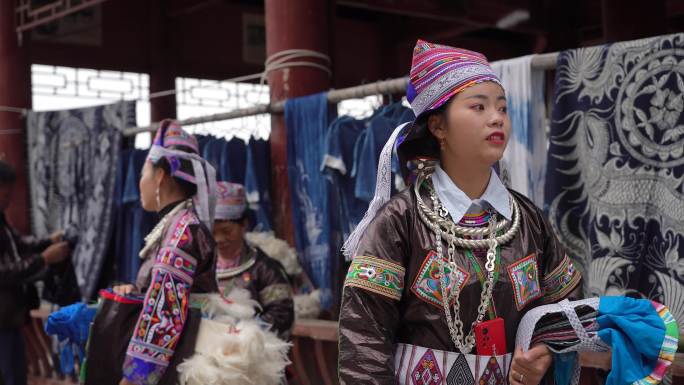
[155, 186, 161, 209]
[440, 139, 447, 149]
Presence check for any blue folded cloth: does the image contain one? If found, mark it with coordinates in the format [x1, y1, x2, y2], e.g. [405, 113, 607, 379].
[45, 302, 97, 374]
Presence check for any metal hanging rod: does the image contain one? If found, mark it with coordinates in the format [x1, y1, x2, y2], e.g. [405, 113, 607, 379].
[124, 51, 558, 137]
[122, 77, 411, 136]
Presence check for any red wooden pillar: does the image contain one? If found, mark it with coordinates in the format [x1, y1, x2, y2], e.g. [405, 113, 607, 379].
[265, 0, 331, 245]
[0, 1, 31, 233]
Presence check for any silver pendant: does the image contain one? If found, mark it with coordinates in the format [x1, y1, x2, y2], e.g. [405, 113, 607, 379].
[439, 207, 449, 218]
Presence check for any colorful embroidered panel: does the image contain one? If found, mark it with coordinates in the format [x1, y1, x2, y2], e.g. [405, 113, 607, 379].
[507, 254, 542, 310]
[394, 343, 512, 385]
[543, 254, 582, 303]
[156, 246, 197, 283]
[411, 349, 442, 385]
[411, 250, 470, 308]
[478, 356, 504, 385]
[123, 210, 198, 384]
[163, 211, 197, 247]
[345, 255, 405, 301]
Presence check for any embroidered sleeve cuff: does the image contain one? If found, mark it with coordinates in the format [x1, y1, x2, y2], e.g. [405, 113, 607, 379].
[123, 355, 167, 385]
[543, 255, 582, 303]
[344, 255, 405, 301]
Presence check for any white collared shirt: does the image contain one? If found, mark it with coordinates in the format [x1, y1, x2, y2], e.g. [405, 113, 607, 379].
[431, 165, 511, 223]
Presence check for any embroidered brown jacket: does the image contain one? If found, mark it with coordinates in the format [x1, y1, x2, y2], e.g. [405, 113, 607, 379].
[338, 188, 582, 385]
[217, 243, 295, 337]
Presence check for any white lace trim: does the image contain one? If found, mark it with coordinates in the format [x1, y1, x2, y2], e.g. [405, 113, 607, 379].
[341, 122, 410, 261]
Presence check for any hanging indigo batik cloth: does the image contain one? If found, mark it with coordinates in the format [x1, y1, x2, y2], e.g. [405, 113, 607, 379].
[285, 92, 336, 309]
[544, 33, 684, 327]
[27, 101, 135, 300]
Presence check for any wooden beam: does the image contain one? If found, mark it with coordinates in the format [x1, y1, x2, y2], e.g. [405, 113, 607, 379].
[337, 0, 483, 26]
[167, 0, 222, 18]
[602, 0, 667, 43]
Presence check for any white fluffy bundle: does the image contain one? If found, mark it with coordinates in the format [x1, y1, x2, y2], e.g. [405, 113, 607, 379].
[178, 291, 291, 385]
[293, 289, 321, 320]
[201, 289, 259, 323]
[245, 231, 302, 276]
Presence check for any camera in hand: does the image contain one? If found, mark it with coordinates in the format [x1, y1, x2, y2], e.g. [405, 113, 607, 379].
[43, 224, 81, 305]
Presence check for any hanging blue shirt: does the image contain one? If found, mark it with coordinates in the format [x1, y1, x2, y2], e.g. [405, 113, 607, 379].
[322, 116, 367, 240]
[225, 137, 248, 184]
[352, 102, 414, 202]
[245, 138, 273, 231]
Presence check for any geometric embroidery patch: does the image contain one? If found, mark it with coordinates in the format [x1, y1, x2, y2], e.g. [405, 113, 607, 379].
[447, 353, 474, 385]
[478, 356, 504, 385]
[412, 251, 470, 308]
[345, 255, 405, 301]
[506, 253, 542, 310]
[412, 349, 442, 385]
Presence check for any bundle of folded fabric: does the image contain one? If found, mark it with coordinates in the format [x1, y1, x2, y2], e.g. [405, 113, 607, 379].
[516, 297, 678, 385]
[45, 302, 98, 375]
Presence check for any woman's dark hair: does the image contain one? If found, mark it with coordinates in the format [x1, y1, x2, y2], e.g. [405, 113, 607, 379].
[152, 143, 198, 198]
[397, 94, 459, 176]
[412, 96, 454, 156]
[0, 160, 17, 186]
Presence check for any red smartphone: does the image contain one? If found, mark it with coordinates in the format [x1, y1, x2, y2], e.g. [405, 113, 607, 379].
[474, 317, 507, 356]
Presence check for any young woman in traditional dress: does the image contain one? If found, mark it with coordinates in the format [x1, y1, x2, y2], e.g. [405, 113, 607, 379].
[113, 120, 218, 385]
[338, 40, 582, 385]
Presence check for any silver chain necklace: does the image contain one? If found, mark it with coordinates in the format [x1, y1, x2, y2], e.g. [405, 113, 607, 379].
[414, 174, 522, 353]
